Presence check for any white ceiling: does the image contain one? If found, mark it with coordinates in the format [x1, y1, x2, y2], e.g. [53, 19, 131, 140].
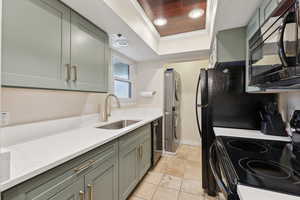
[61, 0, 263, 62]
[60, 0, 159, 61]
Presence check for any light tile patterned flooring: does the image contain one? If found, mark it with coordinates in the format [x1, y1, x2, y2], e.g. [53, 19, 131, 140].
[128, 145, 217, 200]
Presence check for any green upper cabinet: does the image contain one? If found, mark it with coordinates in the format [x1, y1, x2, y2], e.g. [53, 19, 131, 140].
[246, 9, 260, 39]
[260, 0, 280, 25]
[215, 27, 246, 63]
[2, 0, 109, 93]
[70, 12, 109, 92]
[246, 0, 281, 39]
[2, 0, 70, 89]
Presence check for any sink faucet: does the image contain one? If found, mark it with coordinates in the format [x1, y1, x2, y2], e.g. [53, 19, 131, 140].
[101, 94, 121, 122]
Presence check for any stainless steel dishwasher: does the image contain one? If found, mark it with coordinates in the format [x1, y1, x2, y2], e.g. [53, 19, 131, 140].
[151, 117, 162, 167]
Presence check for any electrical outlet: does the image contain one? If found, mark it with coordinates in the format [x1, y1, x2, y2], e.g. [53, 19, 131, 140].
[1, 112, 10, 126]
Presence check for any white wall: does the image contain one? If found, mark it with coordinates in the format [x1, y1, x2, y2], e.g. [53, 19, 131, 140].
[1, 88, 107, 126]
[164, 60, 209, 146]
[0, 0, 3, 190]
[136, 61, 165, 107]
[159, 32, 210, 55]
[135, 59, 209, 146]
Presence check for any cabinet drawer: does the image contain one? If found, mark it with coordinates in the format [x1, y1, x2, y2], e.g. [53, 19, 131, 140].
[2, 141, 116, 200]
[247, 9, 260, 39]
[119, 129, 141, 150]
[140, 124, 151, 141]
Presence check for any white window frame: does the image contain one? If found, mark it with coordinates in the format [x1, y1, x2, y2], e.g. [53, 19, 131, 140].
[112, 54, 136, 104]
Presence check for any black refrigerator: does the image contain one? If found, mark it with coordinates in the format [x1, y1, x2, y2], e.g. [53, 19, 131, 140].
[195, 63, 277, 196]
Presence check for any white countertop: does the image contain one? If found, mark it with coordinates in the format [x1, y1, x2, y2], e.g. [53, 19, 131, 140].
[238, 185, 300, 200]
[0, 107, 162, 191]
[213, 127, 299, 200]
[213, 127, 292, 142]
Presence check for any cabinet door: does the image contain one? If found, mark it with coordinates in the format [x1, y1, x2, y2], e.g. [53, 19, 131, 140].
[49, 178, 84, 200]
[70, 11, 109, 92]
[260, 0, 279, 24]
[246, 9, 260, 39]
[138, 136, 151, 180]
[119, 144, 139, 200]
[2, 0, 70, 89]
[84, 156, 118, 200]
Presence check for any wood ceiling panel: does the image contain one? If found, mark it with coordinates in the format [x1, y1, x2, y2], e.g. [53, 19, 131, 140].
[137, 0, 207, 36]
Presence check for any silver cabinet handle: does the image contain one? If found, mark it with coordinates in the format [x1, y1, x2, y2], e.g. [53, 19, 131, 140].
[65, 64, 71, 81]
[197, 104, 208, 108]
[72, 65, 78, 81]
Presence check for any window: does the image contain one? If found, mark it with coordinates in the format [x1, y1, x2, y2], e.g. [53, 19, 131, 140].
[113, 58, 134, 99]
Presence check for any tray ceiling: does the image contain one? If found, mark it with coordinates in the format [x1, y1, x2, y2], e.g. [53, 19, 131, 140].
[137, 0, 207, 36]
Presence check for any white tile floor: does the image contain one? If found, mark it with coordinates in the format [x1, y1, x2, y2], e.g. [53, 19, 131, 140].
[128, 145, 218, 200]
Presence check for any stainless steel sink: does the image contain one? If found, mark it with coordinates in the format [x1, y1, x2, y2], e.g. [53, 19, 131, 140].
[96, 120, 141, 130]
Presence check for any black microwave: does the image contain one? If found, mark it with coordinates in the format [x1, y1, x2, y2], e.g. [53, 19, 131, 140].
[249, 0, 300, 88]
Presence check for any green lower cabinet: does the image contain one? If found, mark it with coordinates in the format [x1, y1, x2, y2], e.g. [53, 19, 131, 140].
[119, 143, 139, 200]
[49, 178, 84, 200]
[1, 142, 118, 200]
[119, 124, 152, 200]
[2, 172, 82, 200]
[138, 135, 151, 180]
[85, 156, 118, 200]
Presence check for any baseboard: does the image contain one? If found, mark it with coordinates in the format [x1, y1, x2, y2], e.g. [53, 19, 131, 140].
[180, 139, 201, 146]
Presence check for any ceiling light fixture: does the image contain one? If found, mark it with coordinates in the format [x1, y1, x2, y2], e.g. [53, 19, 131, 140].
[111, 34, 129, 48]
[153, 18, 167, 26]
[188, 8, 204, 19]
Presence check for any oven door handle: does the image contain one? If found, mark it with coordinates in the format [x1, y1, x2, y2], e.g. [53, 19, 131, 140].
[278, 11, 295, 68]
[209, 141, 231, 197]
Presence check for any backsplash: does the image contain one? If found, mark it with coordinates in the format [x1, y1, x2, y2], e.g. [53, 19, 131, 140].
[279, 92, 300, 128]
[1, 88, 107, 126]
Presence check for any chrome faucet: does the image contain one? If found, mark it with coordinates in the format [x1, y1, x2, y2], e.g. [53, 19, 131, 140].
[101, 94, 121, 122]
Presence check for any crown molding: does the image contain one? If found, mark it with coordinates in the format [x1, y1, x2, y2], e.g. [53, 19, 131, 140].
[129, 0, 160, 39]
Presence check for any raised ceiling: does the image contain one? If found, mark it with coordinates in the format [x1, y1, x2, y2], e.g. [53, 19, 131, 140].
[137, 0, 207, 36]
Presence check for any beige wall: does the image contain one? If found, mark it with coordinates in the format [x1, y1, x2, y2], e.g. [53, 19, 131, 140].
[2, 88, 107, 126]
[165, 60, 209, 146]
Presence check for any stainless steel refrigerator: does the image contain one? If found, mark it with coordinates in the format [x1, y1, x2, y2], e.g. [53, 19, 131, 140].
[164, 68, 181, 153]
[195, 63, 277, 196]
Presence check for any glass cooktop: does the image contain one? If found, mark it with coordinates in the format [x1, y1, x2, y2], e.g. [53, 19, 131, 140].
[218, 136, 300, 196]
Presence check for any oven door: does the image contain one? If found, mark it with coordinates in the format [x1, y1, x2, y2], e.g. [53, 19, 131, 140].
[249, 2, 298, 87]
[209, 141, 239, 200]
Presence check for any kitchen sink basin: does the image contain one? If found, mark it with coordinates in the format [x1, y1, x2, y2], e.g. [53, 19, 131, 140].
[96, 120, 141, 130]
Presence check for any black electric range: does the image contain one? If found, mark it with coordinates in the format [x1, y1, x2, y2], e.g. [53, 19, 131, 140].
[217, 136, 300, 197]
